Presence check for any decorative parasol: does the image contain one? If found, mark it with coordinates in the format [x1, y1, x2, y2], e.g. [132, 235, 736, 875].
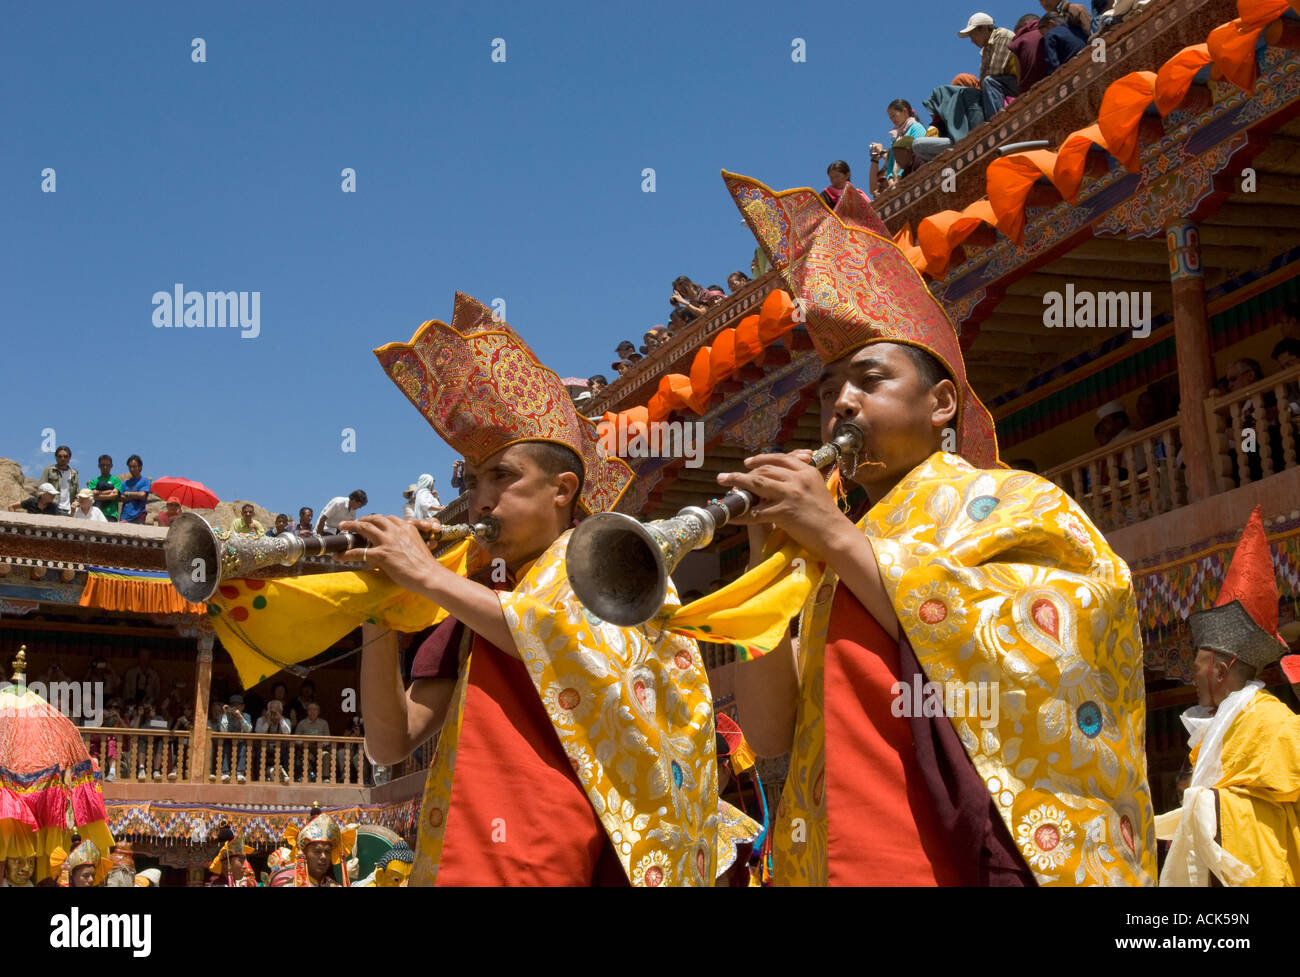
[0, 647, 113, 881]
[150, 476, 220, 510]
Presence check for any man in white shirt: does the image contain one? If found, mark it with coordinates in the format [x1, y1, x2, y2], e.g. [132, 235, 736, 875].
[73, 488, 108, 521]
[316, 490, 367, 535]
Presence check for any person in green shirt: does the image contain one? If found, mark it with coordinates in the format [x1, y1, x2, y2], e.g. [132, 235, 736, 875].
[231, 503, 266, 537]
[86, 454, 123, 521]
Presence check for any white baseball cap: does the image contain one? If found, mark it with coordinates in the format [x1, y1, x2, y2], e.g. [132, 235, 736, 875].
[1096, 400, 1127, 421]
[37, 482, 57, 495]
[959, 12, 995, 35]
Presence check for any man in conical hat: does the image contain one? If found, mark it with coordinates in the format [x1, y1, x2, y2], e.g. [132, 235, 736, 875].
[352, 292, 752, 886]
[1156, 507, 1300, 886]
[51, 841, 110, 887]
[206, 825, 257, 887]
[715, 171, 1155, 886]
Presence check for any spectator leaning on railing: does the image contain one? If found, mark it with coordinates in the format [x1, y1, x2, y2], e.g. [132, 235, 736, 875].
[41, 445, 78, 516]
[119, 454, 151, 524]
[152, 497, 183, 527]
[295, 702, 332, 782]
[726, 271, 750, 293]
[218, 694, 252, 784]
[73, 488, 107, 521]
[8, 483, 59, 516]
[231, 502, 265, 537]
[86, 454, 123, 522]
[317, 490, 366, 535]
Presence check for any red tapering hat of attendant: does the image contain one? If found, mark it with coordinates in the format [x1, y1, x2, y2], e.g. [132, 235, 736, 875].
[721, 170, 1000, 469]
[375, 293, 635, 515]
[1189, 506, 1288, 670]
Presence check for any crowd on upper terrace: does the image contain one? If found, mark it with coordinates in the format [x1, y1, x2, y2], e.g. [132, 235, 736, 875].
[866, 2, 1158, 193]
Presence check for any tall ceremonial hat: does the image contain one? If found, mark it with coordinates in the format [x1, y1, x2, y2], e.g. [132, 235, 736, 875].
[721, 171, 1000, 469]
[375, 292, 635, 514]
[50, 840, 111, 886]
[1189, 506, 1288, 671]
[207, 825, 254, 876]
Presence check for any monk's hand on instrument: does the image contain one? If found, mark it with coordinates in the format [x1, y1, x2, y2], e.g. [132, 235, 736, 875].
[337, 515, 439, 593]
[717, 450, 849, 562]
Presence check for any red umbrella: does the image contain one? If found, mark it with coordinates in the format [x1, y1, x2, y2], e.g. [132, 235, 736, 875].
[150, 476, 219, 509]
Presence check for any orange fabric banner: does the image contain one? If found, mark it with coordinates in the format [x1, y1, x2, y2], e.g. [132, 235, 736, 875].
[79, 572, 205, 616]
[987, 150, 1060, 244]
[1154, 44, 1213, 116]
[1207, 18, 1263, 91]
[917, 201, 996, 277]
[1235, 0, 1297, 32]
[1052, 124, 1107, 203]
[1097, 71, 1158, 172]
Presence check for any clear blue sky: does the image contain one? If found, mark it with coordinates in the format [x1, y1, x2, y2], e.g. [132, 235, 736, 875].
[3, 0, 1018, 517]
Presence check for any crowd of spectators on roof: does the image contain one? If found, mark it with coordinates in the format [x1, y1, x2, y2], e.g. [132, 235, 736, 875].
[865, 2, 1158, 192]
[6, 447, 457, 539]
[563, 271, 755, 413]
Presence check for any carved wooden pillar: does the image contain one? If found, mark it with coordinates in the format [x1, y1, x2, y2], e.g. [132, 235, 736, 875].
[189, 631, 214, 784]
[1167, 221, 1217, 502]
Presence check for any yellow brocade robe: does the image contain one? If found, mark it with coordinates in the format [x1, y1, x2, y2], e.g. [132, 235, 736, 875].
[1206, 691, 1300, 886]
[771, 453, 1157, 886]
[411, 531, 733, 887]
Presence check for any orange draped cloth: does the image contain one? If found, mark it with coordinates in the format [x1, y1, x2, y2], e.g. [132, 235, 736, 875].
[823, 588, 965, 885]
[436, 634, 622, 886]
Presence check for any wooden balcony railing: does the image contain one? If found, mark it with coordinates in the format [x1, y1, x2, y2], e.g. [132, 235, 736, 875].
[1045, 417, 1187, 532]
[83, 728, 372, 787]
[1206, 363, 1300, 494]
[84, 727, 189, 783]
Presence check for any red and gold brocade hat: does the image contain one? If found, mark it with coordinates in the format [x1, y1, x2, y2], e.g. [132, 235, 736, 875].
[721, 171, 1000, 469]
[375, 293, 635, 514]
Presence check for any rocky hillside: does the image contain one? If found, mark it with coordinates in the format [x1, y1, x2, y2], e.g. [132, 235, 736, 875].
[0, 457, 273, 530]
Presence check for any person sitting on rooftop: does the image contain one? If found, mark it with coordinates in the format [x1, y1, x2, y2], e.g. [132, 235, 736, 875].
[1040, 12, 1087, 72]
[9, 482, 60, 516]
[697, 284, 727, 309]
[587, 373, 609, 396]
[869, 100, 927, 194]
[959, 11, 1020, 119]
[1010, 14, 1049, 93]
[641, 325, 669, 355]
[669, 277, 707, 327]
[1039, 0, 1092, 40]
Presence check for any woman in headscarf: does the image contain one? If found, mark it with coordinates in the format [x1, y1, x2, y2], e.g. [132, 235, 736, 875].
[412, 474, 441, 519]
